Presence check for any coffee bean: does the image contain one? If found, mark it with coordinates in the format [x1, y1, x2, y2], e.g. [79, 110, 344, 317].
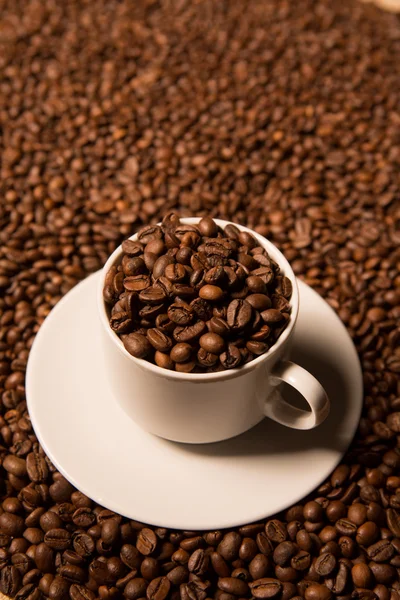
[249, 555, 270, 580]
[218, 577, 249, 596]
[211, 553, 230, 578]
[250, 578, 282, 599]
[123, 333, 152, 359]
[15, 583, 41, 600]
[199, 285, 224, 302]
[173, 361, 194, 373]
[266, 520, 287, 543]
[124, 275, 151, 292]
[58, 565, 86, 584]
[70, 584, 96, 600]
[188, 550, 209, 576]
[146, 576, 170, 600]
[356, 522, 380, 546]
[260, 309, 285, 325]
[246, 341, 268, 355]
[137, 529, 157, 556]
[3, 455, 27, 478]
[180, 580, 208, 600]
[147, 329, 173, 353]
[290, 551, 310, 571]
[72, 534, 95, 559]
[367, 540, 394, 562]
[315, 553, 337, 577]
[219, 344, 242, 369]
[199, 333, 225, 354]
[173, 321, 206, 343]
[217, 533, 242, 562]
[44, 529, 71, 551]
[304, 584, 332, 600]
[139, 287, 167, 305]
[272, 542, 297, 567]
[154, 351, 173, 370]
[0, 512, 25, 537]
[227, 300, 252, 331]
[167, 304, 193, 326]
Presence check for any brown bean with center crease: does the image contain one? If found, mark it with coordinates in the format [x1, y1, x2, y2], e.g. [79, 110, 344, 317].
[250, 578, 282, 599]
[146, 576, 170, 600]
[136, 529, 157, 556]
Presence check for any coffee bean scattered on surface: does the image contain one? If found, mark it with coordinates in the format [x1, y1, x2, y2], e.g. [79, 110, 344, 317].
[1, 0, 400, 599]
[103, 214, 292, 372]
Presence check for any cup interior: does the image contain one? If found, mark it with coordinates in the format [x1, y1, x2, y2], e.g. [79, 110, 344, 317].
[98, 218, 299, 382]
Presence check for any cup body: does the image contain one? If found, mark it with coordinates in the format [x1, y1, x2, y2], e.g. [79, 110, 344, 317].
[98, 218, 299, 444]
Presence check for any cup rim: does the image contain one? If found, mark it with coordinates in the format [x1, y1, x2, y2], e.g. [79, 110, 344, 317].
[97, 217, 299, 382]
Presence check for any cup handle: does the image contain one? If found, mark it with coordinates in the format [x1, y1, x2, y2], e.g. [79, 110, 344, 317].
[263, 360, 330, 430]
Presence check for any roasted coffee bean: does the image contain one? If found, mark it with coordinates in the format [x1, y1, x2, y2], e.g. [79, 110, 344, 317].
[250, 578, 282, 599]
[0, 512, 25, 537]
[173, 322, 206, 343]
[70, 584, 96, 600]
[180, 580, 208, 600]
[35, 543, 55, 573]
[219, 344, 242, 369]
[273, 542, 297, 567]
[123, 333, 152, 359]
[146, 576, 170, 600]
[167, 304, 194, 326]
[246, 341, 268, 355]
[356, 522, 380, 546]
[304, 584, 332, 600]
[44, 530, 71, 551]
[290, 551, 310, 571]
[211, 553, 230, 578]
[199, 333, 225, 354]
[218, 577, 249, 596]
[367, 540, 394, 562]
[137, 529, 158, 556]
[226, 300, 252, 331]
[249, 555, 270, 580]
[124, 275, 151, 292]
[187, 550, 209, 576]
[139, 287, 167, 305]
[198, 285, 224, 302]
[72, 508, 96, 528]
[58, 565, 86, 584]
[266, 520, 287, 543]
[315, 553, 337, 576]
[246, 294, 272, 311]
[147, 329, 173, 353]
[154, 351, 174, 370]
[73, 534, 95, 559]
[15, 582, 41, 600]
[260, 309, 285, 325]
[197, 348, 219, 367]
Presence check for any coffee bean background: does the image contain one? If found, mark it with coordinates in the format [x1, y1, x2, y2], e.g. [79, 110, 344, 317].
[1, 1, 400, 600]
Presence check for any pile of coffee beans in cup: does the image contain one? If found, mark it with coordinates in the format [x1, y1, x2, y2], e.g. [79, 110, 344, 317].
[103, 215, 292, 372]
[1, 0, 400, 600]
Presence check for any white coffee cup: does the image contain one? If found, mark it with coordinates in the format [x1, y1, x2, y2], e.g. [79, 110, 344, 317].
[98, 218, 330, 444]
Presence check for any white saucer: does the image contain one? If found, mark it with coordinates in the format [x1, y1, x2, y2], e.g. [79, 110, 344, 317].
[26, 272, 363, 531]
